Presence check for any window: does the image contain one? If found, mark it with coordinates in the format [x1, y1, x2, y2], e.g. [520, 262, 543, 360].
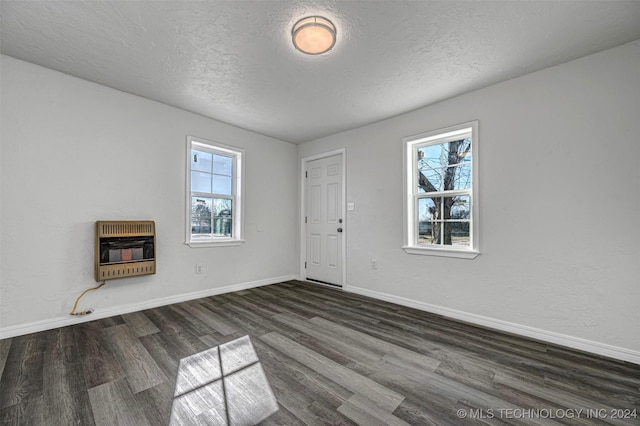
[186, 136, 244, 247]
[403, 121, 479, 259]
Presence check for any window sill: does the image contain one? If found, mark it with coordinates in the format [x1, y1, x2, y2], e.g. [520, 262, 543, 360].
[186, 239, 245, 248]
[402, 246, 480, 259]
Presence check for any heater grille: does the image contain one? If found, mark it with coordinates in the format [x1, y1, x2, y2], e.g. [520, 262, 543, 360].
[95, 221, 156, 281]
[98, 221, 155, 237]
[97, 261, 156, 280]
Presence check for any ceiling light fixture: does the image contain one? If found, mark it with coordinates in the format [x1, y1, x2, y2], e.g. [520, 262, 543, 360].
[292, 16, 336, 55]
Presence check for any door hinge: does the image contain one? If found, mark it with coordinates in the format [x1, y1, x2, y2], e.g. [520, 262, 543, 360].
[305, 171, 308, 178]
[304, 261, 307, 269]
[305, 216, 307, 224]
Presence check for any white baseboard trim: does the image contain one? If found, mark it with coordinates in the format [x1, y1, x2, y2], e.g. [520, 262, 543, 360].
[0, 275, 296, 340]
[346, 285, 640, 365]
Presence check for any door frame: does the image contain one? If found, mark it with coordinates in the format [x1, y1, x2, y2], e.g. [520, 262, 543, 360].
[300, 148, 347, 288]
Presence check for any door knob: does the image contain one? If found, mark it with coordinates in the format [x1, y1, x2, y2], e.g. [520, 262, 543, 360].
[337, 228, 343, 233]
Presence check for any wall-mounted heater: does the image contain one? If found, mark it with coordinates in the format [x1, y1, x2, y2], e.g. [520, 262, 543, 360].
[95, 221, 156, 281]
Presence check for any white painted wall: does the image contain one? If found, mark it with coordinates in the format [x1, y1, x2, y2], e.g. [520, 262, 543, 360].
[299, 41, 640, 357]
[0, 55, 298, 333]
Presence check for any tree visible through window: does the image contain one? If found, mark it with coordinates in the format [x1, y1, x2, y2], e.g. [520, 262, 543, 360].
[417, 137, 471, 246]
[186, 136, 244, 247]
[403, 122, 479, 258]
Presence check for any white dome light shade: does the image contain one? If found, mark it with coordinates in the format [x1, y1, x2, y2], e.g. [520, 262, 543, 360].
[292, 16, 336, 55]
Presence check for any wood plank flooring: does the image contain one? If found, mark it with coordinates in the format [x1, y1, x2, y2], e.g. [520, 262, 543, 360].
[0, 280, 638, 425]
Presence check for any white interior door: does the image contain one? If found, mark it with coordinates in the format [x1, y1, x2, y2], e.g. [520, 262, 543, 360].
[305, 154, 343, 286]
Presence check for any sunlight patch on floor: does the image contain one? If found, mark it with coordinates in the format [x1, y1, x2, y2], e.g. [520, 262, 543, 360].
[170, 335, 278, 425]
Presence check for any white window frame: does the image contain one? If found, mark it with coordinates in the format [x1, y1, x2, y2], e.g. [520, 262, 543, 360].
[402, 121, 479, 259]
[185, 136, 244, 247]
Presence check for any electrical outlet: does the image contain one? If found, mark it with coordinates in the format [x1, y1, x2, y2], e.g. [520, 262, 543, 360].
[195, 264, 203, 274]
[371, 259, 377, 269]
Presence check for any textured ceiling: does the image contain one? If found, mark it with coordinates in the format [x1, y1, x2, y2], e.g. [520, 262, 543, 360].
[2, 1, 640, 144]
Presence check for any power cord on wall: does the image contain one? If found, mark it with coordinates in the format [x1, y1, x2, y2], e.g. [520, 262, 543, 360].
[69, 281, 107, 316]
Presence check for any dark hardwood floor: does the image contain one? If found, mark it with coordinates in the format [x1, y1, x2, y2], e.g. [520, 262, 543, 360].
[0, 280, 638, 425]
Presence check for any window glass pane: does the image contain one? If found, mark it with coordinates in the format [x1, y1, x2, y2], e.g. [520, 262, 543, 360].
[213, 154, 233, 176]
[418, 144, 445, 169]
[191, 197, 212, 235]
[192, 150, 213, 173]
[418, 220, 434, 244]
[418, 197, 443, 245]
[446, 138, 472, 166]
[445, 222, 470, 247]
[418, 197, 440, 221]
[418, 138, 471, 170]
[449, 163, 471, 191]
[417, 220, 440, 245]
[461, 139, 472, 160]
[213, 198, 233, 237]
[191, 171, 212, 193]
[449, 195, 470, 219]
[213, 174, 232, 195]
[417, 169, 441, 193]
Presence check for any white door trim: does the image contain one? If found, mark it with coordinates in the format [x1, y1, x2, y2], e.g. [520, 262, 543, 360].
[300, 148, 347, 288]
